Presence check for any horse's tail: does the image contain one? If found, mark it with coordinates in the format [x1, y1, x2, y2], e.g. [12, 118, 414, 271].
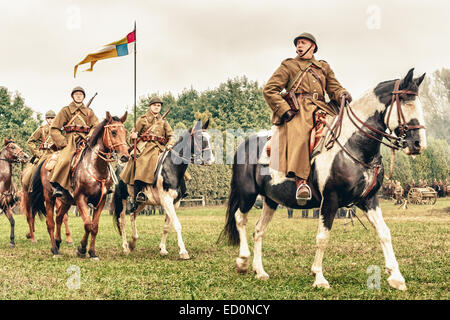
[112, 167, 128, 235]
[218, 167, 241, 246]
[29, 160, 46, 218]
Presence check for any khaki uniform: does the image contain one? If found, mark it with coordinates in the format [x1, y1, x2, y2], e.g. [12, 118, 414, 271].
[49, 101, 99, 190]
[120, 111, 175, 185]
[22, 124, 55, 190]
[263, 56, 348, 179]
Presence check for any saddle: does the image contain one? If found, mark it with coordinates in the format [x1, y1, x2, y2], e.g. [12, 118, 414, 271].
[263, 110, 336, 163]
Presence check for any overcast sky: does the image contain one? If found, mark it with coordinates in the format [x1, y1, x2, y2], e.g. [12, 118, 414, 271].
[1, 0, 449, 119]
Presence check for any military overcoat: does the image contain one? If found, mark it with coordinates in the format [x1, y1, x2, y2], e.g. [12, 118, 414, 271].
[120, 110, 175, 185]
[263, 55, 348, 180]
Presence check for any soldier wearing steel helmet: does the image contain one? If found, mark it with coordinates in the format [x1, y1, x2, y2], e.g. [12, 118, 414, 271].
[120, 96, 175, 208]
[22, 110, 57, 192]
[49, 86, 99, 197]
[263, 32, 351, 202]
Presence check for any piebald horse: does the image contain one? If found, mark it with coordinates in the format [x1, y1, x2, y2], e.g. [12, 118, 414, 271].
[112, 119, 214, 259]
[29, 112, 129, 258]
[220, 68, 427, 290]
[0, 139, 29, 247]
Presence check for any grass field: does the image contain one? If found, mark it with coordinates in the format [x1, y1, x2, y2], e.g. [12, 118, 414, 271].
[0, 198, 448, 300]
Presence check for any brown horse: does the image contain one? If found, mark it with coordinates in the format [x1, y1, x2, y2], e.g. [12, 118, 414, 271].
[21, 165, 73, 244]
[0, 138, 29, 247]
[29, 112, 129, 258]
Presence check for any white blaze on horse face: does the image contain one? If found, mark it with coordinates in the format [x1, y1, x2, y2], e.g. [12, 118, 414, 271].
[315, 91, 384, 193]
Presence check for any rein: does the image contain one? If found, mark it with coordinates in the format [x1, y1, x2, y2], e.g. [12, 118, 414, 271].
[84, 121, 127, 209]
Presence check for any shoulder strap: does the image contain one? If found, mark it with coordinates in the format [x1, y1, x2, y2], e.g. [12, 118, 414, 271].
[287, 62, 313, 92]
[66, 110, 82, 127]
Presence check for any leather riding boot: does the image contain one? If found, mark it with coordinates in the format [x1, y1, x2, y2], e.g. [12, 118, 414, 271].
[295, 177, 311, 201]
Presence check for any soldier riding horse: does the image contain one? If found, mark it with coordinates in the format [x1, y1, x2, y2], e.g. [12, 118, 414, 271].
[29, 112, 129, 258]
[220, 69, 427, 291]
[0, 138, 29, 247]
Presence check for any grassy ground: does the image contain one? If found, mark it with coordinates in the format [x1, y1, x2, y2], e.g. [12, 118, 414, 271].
[0, 198, 448, 300]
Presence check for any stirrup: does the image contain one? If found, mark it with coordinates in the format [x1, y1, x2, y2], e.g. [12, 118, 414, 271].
[296, 183, 312, 201]
[136, 191, 147, 203]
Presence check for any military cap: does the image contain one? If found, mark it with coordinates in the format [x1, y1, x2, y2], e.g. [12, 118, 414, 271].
[149, 96, 163, 106]
[45, 110, 56, 118]
[293, 32, 318, 53]
[71, 86, 86, 97]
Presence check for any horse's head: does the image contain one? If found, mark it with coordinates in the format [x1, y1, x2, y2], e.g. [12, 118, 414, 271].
[1, 138, 29, 163]
[103, 111, 130, 162]
[375, 68, 427, 155]
[190, 119, 215, 165]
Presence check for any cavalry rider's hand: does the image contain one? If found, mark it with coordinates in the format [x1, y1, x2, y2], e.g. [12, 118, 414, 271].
[130, 132, 138, 140]
[166, 145, 173, 151]
[341, 92, 352, 104]
[282, 110, 296, 123]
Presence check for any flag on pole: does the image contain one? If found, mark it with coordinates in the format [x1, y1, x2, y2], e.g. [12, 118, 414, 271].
[74, 30, 136, 78]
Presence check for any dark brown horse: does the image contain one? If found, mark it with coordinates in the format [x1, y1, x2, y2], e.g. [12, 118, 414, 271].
[29, 112, 129, 258]
[0, 138, 29, 247]
[21, 165, 73, 244]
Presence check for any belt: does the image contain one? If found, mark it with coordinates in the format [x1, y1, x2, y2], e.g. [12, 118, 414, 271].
[141, 134, 167, 145]
[296, 93, 324, 101]
[64, 125, 90, 133]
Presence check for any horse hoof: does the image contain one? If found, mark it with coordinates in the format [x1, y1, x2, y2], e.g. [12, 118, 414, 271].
[159, 249, 169, 256]
[31, 239, 37, 244]
[255, 272, 270, 281]
[179, 252, 190, 260]
[66, 241, 73, 246]
[52, 254, 61, 259]
[26, 233, 32, 239]
[313, 281, 330, 289]
[9, 243, 15, 248]
[77, 245, 86, 258]
[90, 256, 100, 262]
[128, 241, 136, 251]
[235, 257, 249, 273]
[388, 277, 407, 291]
[51, 247, 59, 255]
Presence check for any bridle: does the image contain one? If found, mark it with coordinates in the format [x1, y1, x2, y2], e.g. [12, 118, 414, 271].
[96, 122, 128, 162]
[0, 141, 27, 163]
[170, 128, 212, 164]
[85, 121, 128, 209]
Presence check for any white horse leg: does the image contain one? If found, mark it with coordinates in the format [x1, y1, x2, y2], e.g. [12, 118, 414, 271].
[129, 207, 142, 251]
[235, 209, 250, 273]
[252, 203, 275, 280]
[311, 215, 331, 289]
[119, 200, 129, 255]
[159, 213, 170, 256]
[161, 193, 189, 259]
[366, 206, 406, 291]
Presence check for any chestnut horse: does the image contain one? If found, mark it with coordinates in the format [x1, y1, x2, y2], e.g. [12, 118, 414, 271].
[21, 165, 73, 244]
[0, 138, 29, 247]
[29, 112, 129, 258]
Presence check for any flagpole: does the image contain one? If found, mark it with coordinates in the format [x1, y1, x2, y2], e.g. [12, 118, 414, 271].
[133, 20, 137, 212]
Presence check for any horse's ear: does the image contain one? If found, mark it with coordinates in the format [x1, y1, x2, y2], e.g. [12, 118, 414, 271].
[3, 138, 8, 146]
[415, 73, 426, 87]
[120, 111, 128, 123]
[400, 68, 415, 89]
[194, 119, 202, 130]
[106, 111, 112, 122]
[202, 118, 210, 130]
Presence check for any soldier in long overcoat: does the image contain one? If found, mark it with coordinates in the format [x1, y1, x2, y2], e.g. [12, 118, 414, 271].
[120, 97, 175, 206]
[49, 87, 99, 197]
[263, 32, 351, 201]
[22, 110, 57, 191]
